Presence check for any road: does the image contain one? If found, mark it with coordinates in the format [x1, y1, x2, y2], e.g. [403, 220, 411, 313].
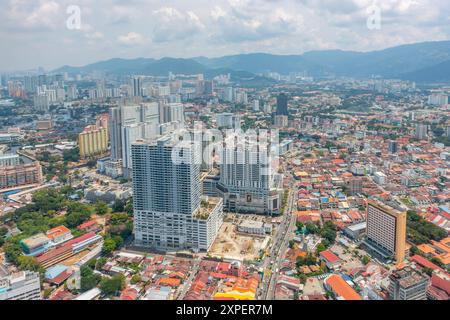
[176, 256, 201, 300]
[258, 187, 297, 300]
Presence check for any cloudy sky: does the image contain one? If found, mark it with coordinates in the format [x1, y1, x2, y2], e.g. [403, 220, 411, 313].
[1, 0, 450, 72]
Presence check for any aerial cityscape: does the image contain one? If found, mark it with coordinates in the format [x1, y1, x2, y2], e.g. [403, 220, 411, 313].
[1, 0, 450, 306]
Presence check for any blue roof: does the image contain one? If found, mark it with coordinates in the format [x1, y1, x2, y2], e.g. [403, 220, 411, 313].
[320, 197, 329, 203]
[342, 274, 353, 281]
[160, 286, 171, 292]
[2, 189, 22, 196]
[439, 206, 450, 214]
[45, 264, 68, 279]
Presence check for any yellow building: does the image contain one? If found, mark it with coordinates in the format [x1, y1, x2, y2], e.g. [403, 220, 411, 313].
[78, 125, 108, 159]
[365, 199, 407, 264]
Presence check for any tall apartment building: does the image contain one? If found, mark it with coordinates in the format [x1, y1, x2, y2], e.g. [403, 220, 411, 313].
[78, 125, 108, 159]
[0, 266, 41, 300]
[218, 133, 283, 215]
[349, 177, 363, 196]
[33, 94, 49, 112]
[389, 267, 430, 300]
[0, 162, 43, 190]
[276, 93, 288, 116]
[274, 115, 288, 128]
[131, 135, 223, 251]
[415, 124, 428, 140]
[159, 103, 184, 124]
[121, 122, 159, 170]
[428, 93, 448, 106]
[131, 76, 143, 97]
[108, 103, 159, 162]
[364, 199, 407, 264]
[0, 154, 20, 167]
[388, 140, 398, 154]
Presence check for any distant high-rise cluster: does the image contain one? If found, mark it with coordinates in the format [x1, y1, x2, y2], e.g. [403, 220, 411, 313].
[108, 102, 184, 176]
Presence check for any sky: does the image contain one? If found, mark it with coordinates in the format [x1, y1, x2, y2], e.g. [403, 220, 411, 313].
[1, 0, 450, 72]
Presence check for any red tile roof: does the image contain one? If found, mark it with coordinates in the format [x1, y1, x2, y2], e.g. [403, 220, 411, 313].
[77, 220, 98, 230]
[46, 226, 71, 239]
[320, 250, 341, 264]
[325, 274, 361, 300]
[410, 255, 445, 273]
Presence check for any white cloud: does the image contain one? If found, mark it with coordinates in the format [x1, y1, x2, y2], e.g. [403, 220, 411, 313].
[0, 0, 449, 71]
[85, 31, 104, 40]
[117, 32, 147, 46]
[6, 0, 62, 31]
[208, 1, 303, 43]
[151, 7, 205, 43]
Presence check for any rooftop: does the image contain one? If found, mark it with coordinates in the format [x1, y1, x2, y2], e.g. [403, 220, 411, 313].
[46, 225, 71, 239]
[325, 274, 362, 301]
[21, 233, 50, 248]
[194, 196, 221, 220]
[320, 250, 341, 264]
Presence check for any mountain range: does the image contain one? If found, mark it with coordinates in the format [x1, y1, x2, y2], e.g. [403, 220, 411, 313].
[54, 40, 450, 83]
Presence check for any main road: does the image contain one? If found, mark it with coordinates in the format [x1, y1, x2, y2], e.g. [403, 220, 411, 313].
[258, 186, 297, 300]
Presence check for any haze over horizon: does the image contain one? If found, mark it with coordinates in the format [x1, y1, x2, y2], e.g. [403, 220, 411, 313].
[2, 0, 450, 72]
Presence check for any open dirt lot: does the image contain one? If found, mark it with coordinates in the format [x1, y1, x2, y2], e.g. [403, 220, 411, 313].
[209, 222, 269, 262]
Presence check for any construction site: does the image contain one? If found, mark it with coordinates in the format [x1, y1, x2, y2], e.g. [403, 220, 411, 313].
[208, 214, 271, 262]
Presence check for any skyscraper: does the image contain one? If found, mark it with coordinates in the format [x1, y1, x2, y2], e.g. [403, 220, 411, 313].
[131, 135, 223, 250]
[364, 199, 407, 264]
[109, 103, 159, 162]
[160, 103, 184, 124]
[276, 93, 288, 116]
[415, 124, 428, 140]
[218, 132, 283, 215]
[131, 76, 142, 97]
[388, 140, 398, 154]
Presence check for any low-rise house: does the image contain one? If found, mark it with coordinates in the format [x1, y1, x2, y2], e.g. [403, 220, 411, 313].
[319, 250, 342, 270]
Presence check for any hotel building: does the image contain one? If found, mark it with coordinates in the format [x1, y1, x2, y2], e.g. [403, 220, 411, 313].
[364, 199, 407, 264]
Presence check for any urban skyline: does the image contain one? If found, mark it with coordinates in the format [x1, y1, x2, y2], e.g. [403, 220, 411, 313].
[0, 0, 449, 308]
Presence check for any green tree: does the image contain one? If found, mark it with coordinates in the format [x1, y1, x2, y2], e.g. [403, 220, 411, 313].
[130, 274, 141, 284]
[95, 257, 107, 270]
[100, 274, 125, 296]
[112, 199, 125, 213]
[80, 265, 101, 292]
[0, 226, 8, 237]
[361, 255, 371, 265]
[124, 200, 133, 216]
[95, 201, 109, 215]
[407, 210, 447, 244]
[102, 238, 116, 255]
[316, 243, 327, 254]
[305, 222, 319, 234]
[17, 256, 43, 273]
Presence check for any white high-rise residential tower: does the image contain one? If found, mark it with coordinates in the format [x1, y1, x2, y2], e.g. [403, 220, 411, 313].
[131, 134, 223, 251]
